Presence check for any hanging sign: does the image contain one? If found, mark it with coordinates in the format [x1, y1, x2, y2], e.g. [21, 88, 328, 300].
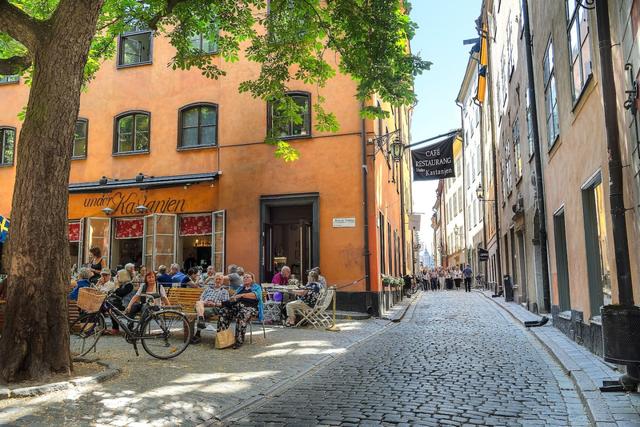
[411, 135, 457, 181]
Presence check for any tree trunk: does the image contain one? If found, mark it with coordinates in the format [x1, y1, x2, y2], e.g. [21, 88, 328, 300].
[0, 1, 104, 382]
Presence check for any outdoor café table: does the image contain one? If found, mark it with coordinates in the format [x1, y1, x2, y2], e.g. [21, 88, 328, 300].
[262, 284, 302, 323]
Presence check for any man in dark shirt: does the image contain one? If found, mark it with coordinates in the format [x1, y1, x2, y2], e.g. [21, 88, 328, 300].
[463, 264, 473, 292]
[156, 265, 174, 289]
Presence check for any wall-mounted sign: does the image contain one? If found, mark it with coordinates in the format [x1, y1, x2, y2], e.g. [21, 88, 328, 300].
[332, 217, 356, 228]
[82, 191, 187, 216]
[411, 135, 457, 181]
[409, 214, 421, 231]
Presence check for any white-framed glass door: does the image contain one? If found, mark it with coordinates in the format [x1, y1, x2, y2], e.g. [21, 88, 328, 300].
[84, 217, 111, 267]
[143, 213, 177, 270]
[211, 210, 225, 273]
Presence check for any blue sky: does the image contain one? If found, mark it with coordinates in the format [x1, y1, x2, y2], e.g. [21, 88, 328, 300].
[409, 0, 482, 252]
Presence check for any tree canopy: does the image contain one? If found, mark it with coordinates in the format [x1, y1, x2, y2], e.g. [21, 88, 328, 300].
[0, 0, 430, 159]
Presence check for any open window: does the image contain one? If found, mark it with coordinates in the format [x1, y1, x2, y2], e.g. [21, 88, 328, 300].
[85, 217, 111, 266]
[118, 31, 153, 67]
[212, 210, 225, 273]
[143, 214, 177, 271]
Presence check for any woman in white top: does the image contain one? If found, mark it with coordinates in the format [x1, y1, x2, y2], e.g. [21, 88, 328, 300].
[125, 271, 170, 322]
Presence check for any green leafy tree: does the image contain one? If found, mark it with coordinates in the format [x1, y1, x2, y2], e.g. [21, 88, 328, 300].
[0, 0, 429, 381]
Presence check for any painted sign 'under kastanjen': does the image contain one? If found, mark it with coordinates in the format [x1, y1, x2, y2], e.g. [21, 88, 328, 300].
[411, 135, 457, 181]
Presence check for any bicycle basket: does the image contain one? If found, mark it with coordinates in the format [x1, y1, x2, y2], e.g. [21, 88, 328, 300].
[77, 288, 106, 312]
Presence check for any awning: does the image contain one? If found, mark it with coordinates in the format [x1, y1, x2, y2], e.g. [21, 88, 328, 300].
[68, 222, 81, 242]
[114, 218, 144, 239]
[69, 172, 220, 194]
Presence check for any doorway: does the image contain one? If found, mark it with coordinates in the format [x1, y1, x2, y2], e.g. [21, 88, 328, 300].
[582, 174, 611, 316]
[553, 209, 571, 311]
[260, 194, 319, 284]
[111, 218, 144, 268]
[517, 230, 527, 303]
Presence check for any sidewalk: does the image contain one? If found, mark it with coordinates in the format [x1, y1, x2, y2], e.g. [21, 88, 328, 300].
[0, 317, 392, 426]
[477, 290, 640, 427]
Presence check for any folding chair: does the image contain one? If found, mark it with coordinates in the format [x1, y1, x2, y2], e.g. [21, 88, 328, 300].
[294, 289, 334, 328]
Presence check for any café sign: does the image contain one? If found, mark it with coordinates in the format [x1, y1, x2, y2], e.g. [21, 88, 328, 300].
[83, 191, 187, 216]
[411, 135, 457, 181]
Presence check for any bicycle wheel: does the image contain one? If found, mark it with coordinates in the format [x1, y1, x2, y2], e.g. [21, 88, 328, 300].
[140, 310, 191, 359]
[69, 312, 105, 358]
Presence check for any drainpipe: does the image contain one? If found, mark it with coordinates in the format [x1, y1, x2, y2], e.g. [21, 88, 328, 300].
[593, 0, 639, 389]
[522, 0, 552, 313]
[594, 0, 634, 306]
[361, 102, 372, 298]
[398, 108, 408, 276]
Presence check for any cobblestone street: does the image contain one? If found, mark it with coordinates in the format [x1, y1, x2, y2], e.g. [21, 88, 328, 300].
[233, 291, 591, 426]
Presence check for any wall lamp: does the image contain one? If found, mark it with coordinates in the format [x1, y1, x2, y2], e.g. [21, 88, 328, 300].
[476, 184, 496, 202]
[101, 207, 114, 216]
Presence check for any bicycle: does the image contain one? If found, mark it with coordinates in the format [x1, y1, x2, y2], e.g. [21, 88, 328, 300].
[69, 291, 191, 360]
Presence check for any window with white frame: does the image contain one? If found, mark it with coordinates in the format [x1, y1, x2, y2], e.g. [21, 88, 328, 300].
[513, 116, 522, 179]
[566, 0, 592, 100]
[543, 39, 560, 147]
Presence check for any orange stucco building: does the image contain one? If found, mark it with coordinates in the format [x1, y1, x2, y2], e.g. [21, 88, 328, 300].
[0, 28, 414, 314]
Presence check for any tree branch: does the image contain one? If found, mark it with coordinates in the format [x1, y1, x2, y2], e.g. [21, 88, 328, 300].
[148, 0, 191, 30]
[0, 55, 30, 75]
[0, 0, 43, 50]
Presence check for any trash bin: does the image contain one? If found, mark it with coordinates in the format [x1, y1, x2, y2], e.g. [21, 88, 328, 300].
[503, 274, 514, 302]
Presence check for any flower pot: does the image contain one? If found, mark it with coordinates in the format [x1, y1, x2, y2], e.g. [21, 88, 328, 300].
[601, 304, 640, 365]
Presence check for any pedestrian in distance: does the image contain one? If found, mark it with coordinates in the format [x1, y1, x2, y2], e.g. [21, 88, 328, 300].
[453, 267, 463, 290]
[463, 264, 473, 292]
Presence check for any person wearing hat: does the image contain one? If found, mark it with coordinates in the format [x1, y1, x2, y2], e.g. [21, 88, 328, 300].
[95, 268, 115, 293]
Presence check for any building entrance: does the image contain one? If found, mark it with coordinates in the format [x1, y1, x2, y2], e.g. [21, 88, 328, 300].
[260, 194, 319, 284]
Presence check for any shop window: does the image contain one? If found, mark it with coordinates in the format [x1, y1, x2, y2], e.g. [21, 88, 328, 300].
[69, 221, 84, 270]
[0, 75, 19, 85]
[268, 92, 311, 139]
[0, 127, 16, 166]
[543, 38, 560, 147]
[114, 111, 150, 155]
[566, 0, 592, 101]
[118, 31, 152, 67]
[72, 119, 88, 159]
[178, 103, 218, 148]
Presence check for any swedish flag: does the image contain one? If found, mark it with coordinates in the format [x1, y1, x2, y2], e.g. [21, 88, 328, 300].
[0, 215, 9, 243]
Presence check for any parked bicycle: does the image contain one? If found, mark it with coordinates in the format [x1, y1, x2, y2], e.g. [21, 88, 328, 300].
[70, 288, 191, 359]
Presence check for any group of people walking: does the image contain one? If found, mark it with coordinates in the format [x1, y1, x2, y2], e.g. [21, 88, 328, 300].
[420, 264, 474, 292]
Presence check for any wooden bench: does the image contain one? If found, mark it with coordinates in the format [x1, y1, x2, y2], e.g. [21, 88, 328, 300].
[166, 287, 265, 343]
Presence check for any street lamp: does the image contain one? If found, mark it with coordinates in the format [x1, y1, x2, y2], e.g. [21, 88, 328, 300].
[476, 184, 495, 202]
[390, 137, 404, 162]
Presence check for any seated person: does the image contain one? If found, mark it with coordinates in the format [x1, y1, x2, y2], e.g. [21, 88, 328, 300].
[271, 265, 291, 286]
[156, 265, 174, 289]
[169, 263, 190, 288]
[69, 267, 92, 300]
[201, 266, 216, 286]
[115, 263, 135, 288]
[94, 268, 115, 293]
[284, 270, 323, 326]
[125, 271, 170, 328]
[185, 268, 203, 288]
[192, 273, 229, 343]
[227, 264, 243, 292]
[218, 272, 263, 349]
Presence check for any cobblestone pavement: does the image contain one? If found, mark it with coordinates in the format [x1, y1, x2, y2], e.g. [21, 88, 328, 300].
[234, 291, 592, 426]
[0, 316, 388, 426]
